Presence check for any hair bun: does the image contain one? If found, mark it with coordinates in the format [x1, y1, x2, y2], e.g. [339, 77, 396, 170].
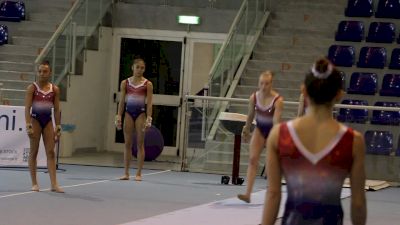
[315, 58, 330, 73]
[311, 58, 333, 79]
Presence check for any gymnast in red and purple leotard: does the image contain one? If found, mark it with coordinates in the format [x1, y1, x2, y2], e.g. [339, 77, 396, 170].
[24, 61, 64, 193]
[238, 71, 284, 203]
[261, 58, 366, 225]
[115, 57, 153, 181]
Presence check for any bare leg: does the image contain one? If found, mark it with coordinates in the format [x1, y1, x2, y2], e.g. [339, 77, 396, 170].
[134, 113, 146, 181]
[29, 119, 42, 191]
[42, 122, 64, 193]
[238, 128, 265, 203]
[120, 112, 135, 180]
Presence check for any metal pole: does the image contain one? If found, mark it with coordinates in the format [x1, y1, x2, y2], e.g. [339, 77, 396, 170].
[84, 0, 89, 53]
[71, 22, 77, 74]
[181, 102, 191, 172]
[201, 85, 209, 141]
[52, 46, 56, 83]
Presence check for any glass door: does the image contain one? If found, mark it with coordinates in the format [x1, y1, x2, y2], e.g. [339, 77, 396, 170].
[112, 37, 184, 154]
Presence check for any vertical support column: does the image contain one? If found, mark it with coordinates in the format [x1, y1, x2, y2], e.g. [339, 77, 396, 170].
[71, 22, 77, 74]
[232, 134, 241, 185]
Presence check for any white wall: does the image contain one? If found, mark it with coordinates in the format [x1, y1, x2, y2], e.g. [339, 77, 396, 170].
[59, 27, 113, 156]
[190, 42, 216, 95]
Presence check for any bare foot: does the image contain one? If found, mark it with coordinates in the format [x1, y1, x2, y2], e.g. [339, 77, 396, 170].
[31, 185, 40, 192]
[51, 186, 65, 193]
[134, 175, 142, 181]
[119, 175, 130, 180]
[237, 194, 250, 203]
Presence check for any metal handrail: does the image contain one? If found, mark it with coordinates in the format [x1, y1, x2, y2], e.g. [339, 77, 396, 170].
[185, 95, 400, 112]
[34, 0, 83, 65]
[205, 0, 270, 140]
[207, 0, 248, 84]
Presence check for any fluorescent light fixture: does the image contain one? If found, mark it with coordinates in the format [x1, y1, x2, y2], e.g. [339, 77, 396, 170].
[178, 15, 200, 25]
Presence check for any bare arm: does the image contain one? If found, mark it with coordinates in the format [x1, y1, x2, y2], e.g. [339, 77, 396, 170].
[115, 80, 126, 130]
[242, 94, 256, 142]
[24, 84, 34, 124]
[350, 131, 367, 225]
[24, 84, 34, 136]
[244, 94, 256, 128]
[53, 85, 62, 139]
[273, 97, 284, 124]
[145, 81, 153, 128]
[146, 81, 153, 118]
[261, 125, 282, 225]
[53, 85, 61, 126]
[117, 80, 127, 117]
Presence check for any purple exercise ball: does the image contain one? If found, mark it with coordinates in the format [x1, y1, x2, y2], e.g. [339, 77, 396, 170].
[132, 126, 164, 161]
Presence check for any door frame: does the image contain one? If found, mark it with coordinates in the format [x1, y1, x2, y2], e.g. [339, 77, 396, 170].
[106, 28, 226, 157]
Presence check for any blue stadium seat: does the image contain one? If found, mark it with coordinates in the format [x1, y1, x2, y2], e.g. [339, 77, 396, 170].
[365, 130, 393, 155]
[337, 99, 369, 123]
[389, 48, 400, 70]
[328, 45, 355, 67]
[347, 72, 377, 95]
[371, 101, 400, 125]
[366, 22, 395, 43]
[380, 74, 400, 97]
[357, 47, 386, 69]
[0, 1, 25, 22]
[345, 0, 374, 17]
[335, 21, 364, 42]
[0, 24, 8, 45]
[375, 0, 400, 19]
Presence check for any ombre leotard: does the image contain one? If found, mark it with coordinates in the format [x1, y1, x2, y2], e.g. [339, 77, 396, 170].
[254, 92, 281, 138]
[278, 121, 354, 225]
[31, 82, 55, 128]
[125, 78, 148, 120]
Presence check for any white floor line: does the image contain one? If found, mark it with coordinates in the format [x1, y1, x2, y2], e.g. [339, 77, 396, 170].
[0, 170, 171, 199]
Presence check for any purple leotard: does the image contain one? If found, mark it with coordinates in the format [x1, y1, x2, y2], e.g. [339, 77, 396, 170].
[254, 92, 281, 138]
[278, 121, 354, 225]
[31, 82, 55, 128]
[125, 78, 148, 120]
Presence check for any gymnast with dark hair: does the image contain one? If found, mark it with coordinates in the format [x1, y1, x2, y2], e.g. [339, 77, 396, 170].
[261, 58, 366, 225]
[24, 61, 64, 193]
[115, 57, 153, 181]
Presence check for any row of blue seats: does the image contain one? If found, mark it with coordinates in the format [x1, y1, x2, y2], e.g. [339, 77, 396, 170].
[0, 0, 25, 22]
[328, 45, 400, 69]
[336, 21, 400, 43]
[337, 100, 400, 125]
[0, 1, 25, 45]
[341, 1, 400, 156]
[364, 130, 399, 155]
[345, 0, 400, 19]
[346, 72, 400, 97]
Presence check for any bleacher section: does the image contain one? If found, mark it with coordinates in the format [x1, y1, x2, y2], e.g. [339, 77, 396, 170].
[329, 0, 400, 157]
[0, 0, 71, 106]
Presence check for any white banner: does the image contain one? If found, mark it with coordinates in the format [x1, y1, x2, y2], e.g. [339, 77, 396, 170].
[0, 105, 47, 168]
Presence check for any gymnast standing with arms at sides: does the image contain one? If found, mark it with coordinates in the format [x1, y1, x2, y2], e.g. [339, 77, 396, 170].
[237, 71, 283, 203]
[115, 57, 153, 181]
[261, 58, 366, 225]
[24, 61, 64, 193]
